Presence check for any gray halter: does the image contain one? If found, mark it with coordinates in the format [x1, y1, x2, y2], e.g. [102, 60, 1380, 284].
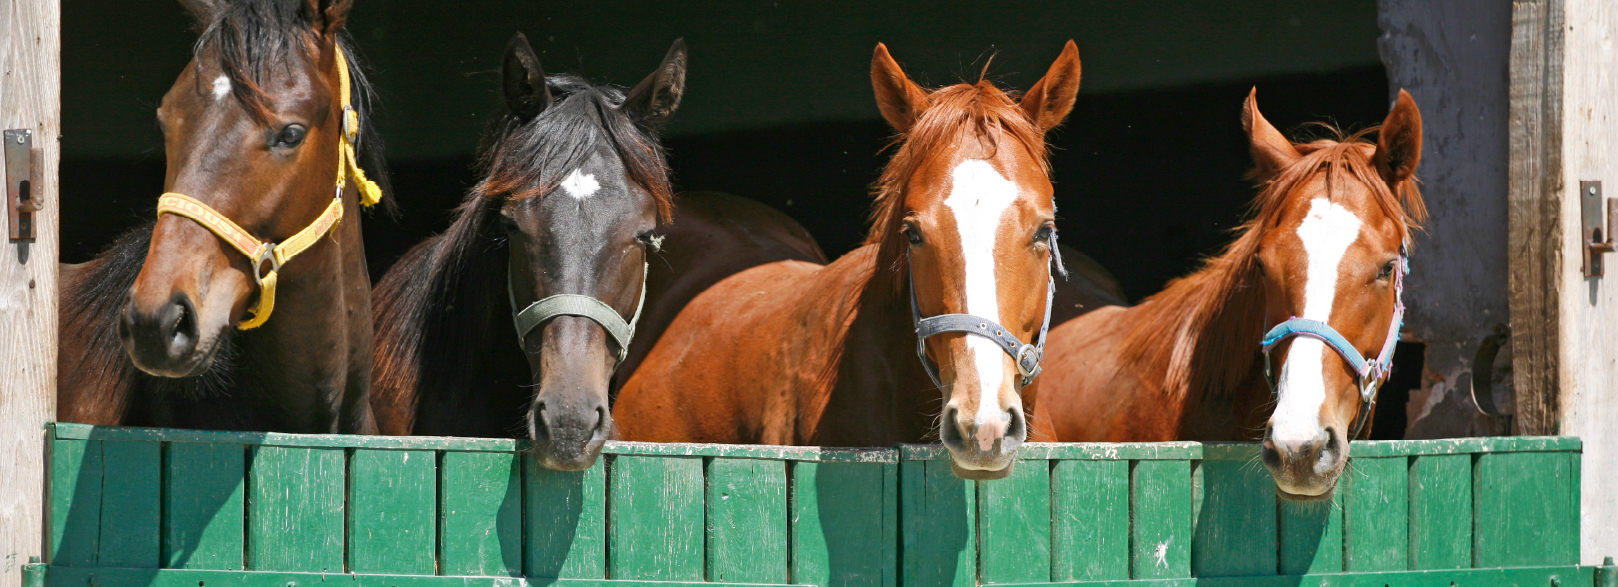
[909, 231, 1066, 388]
[508, 262, 648, 369]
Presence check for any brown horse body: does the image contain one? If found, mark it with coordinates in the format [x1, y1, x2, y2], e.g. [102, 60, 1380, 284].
[58, 0, 384, 433]
[616, 42, 1098, 478]
[1039, 90, 1425, 499]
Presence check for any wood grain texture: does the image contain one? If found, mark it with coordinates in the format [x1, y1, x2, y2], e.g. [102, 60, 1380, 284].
[1051, 459, 1128, 582]
[246, 446, 345, 573]
[1192, 459, 1277, 577]
[1408, 454, 1471, 570]
[438, 451, 522, 577]
[1343, 457, 1410, 572]
[349, 449, 436, 575]
[1278, 494, 1343, 575]
[525, 456, 606, 580]
[899, 458, 974, 587]
[977, 461, 1051, 584]
[789, 461, 894, 587]
[97, 441, 160, 568]
[1473, 451, 1578, 567]
[0, 0, 59, 581]
[705, 458, 787, 584]
[1129, 460, 1190, 579]
[606, 455, 703, 581]
[48, 438, 99, 568]
[162, 442, 244, 570]
[1505, 0, 1564, 437]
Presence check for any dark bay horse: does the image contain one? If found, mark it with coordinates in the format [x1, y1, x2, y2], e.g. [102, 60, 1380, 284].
[1037, 89, 1425, 500]
[58, 0, 389, 432]
[615, 42, 1087, 479]
[373, 35, 817, 470]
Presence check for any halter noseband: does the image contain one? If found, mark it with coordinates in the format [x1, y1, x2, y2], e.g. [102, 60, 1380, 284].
[508, 262, 648, 371]
[155, 47, 383, 330]
[910, 230, 1066, 388]
[1261, 243, 1408, 441]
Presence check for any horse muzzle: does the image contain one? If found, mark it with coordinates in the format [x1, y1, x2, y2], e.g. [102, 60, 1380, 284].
[1261, 426, 1347, 502]
[120, 290, 218, 378]
[940, 403, 1026, 480]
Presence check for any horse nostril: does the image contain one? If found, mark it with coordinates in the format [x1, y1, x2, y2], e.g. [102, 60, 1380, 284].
[163, 294, 199, 358]
[939, 406, 966, 449]
[530, 402, 550, 441]
[593, 405, 607, 432]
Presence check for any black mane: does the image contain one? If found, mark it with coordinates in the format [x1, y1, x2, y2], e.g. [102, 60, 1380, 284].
[371, 74, 672, 424]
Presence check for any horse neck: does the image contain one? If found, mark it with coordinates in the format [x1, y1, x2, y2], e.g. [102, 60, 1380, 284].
[800, 244, 937, 446]
[1122, 247, 1271, 437]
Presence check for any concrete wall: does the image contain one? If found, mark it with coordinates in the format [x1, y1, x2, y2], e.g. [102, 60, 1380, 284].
[1557, 0, 1618, 565]
[1377, 1, 1512, 438]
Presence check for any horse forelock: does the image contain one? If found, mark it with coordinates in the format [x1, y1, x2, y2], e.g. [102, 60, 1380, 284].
[866, 81, 1051, 295]
[1119, 124, 1424, 405]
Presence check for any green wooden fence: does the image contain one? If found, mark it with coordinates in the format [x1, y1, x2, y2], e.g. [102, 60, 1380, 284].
[31, 423, 1599, 587]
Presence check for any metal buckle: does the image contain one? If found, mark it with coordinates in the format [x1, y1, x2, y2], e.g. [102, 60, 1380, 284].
[252, 242, 281, 283]
[342, 106, 360, 142]
[1016, 344, 1042, 378]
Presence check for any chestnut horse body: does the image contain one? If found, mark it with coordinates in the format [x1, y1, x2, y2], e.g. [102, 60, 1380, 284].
[57, 0, 386, 433]
[1038, 90, 1426, 500]
[615, 42, 1098, 479]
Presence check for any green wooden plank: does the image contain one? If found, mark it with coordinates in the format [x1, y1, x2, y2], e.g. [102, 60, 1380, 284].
[705, 458, 788, 584]
[606, 455, 703, 581]
[1191, 459, 1276, 577]
[1051, 460, 1128, 581]
[1130, 460, 1191, 579]
[163, 442, 245, 570]
[348, 449, 435, 575]
[247, 446, 345, 572]
[902, 442, 1202, 462]
[1408, 454, 1471, 570]
[1277, 494, 1343, 575]
[606, 441, 897, 462]
[1343, 456, 1409, 572]
[49, 438, 100, 567]
[1348, 436, 1581, 457]
[526, 456, 606, 579]
[791, 461, 892, 587]
[880, 461, 900, 587]
[977, 461, 1051, 584]
[98, 440, 161, 568]
[439, 451, 523, 577]
[900, 458, 975, 587]
[1473, 451, 1579, 567]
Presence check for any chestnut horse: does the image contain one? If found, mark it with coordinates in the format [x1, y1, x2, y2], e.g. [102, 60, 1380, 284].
[615, 42, 1086, 479]
[58, 0, 388, 432]
[1038, 89, 1425, 500]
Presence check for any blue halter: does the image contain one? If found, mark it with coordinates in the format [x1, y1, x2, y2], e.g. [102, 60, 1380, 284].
[1260, 244, 1408, 440]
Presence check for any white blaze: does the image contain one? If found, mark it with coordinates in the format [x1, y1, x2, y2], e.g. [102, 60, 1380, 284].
[942, 159, 1021, 452]
[559, 168, 600, 200]
[212, 75, 231, 101]
[1272, 197, 1363, 449]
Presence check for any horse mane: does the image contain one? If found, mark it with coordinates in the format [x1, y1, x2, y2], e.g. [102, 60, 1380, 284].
[1118, 125, 1427, 404]
[193, 0, 394, 215]
[371, 73, 673, 412]
[865, 80, 1050, 295]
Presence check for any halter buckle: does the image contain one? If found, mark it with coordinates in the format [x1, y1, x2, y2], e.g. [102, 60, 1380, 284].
[342, 106, 360, 143]
[252, 242, 281, 283]
[1016, 344, 1042, 379]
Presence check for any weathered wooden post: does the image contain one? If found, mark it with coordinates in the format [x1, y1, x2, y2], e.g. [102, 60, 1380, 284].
[1506, 0, 1618, 565]
[0, 0, 60, 584]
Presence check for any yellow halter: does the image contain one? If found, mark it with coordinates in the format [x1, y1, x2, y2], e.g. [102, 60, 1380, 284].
[156, 46, 383, 330]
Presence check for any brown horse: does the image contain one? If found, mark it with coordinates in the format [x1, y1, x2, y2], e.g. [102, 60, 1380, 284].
[58, 0, 388, 432]
[615, 42, 1086, 479]
[1037, 89, 1425, 500]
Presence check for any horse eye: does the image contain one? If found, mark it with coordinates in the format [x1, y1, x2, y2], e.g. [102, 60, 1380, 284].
[1379, 260, 1396, 279]
[1036, 224, 1055, 243]
[274, 124, 307, 148]
[637, 231, 664, 252]
[903, 225, 923, 245]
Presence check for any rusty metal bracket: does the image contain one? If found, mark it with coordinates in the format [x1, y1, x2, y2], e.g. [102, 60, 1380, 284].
[5, 129, 39, 241]
[1581, 181, 1616, 277]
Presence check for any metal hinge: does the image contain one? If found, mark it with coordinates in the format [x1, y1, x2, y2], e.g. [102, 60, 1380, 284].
[5, 129, 40, 241]
[1581, 181, 1615, 277]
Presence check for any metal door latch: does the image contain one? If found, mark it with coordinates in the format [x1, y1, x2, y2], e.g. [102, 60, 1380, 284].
[1582, 181, 1616, 277]
[5, 129, 39, 241]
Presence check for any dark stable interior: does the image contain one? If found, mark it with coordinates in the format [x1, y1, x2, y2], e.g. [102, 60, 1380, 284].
[57, 0, 1417, 439]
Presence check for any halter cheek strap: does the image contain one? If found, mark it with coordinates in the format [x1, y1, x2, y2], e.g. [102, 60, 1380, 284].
[155, 46, 382, 330]
[508, 262, 648, 370]
[1261, 244, 1408, 440]
[910, 230, 1066, 388]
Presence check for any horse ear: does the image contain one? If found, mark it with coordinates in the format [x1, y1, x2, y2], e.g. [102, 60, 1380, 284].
[503, 32, 551, 121]
[177, 0, 221, 32]
[1373, 89, 1423, 186]
[1242, 88, 1301, 181]
[871, 43, 928, 132]
[1019, 40, 1082, 132]
[623, 38, 687, 126]
[319, 0, 353, 38]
